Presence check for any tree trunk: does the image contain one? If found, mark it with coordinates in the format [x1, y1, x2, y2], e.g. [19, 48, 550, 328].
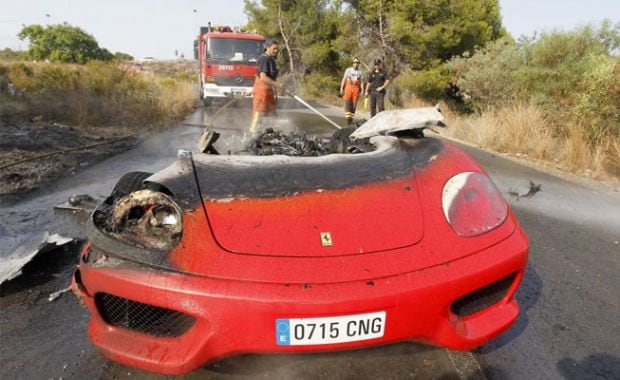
[278, 2, 295, 74]
[378, 0, 387, 56]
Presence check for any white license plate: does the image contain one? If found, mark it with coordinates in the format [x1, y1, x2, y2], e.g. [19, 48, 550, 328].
[276, 311, 386, 346]
[231, 88, 246, 97]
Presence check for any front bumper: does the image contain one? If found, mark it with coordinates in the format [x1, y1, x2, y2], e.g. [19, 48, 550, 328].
[202, 83, 253, 98]
[74, 228, 528, 375]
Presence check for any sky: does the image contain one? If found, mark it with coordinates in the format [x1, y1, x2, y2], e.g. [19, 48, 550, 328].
[1, 0, 619, 60]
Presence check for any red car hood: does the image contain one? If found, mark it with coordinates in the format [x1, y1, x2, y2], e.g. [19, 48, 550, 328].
[192, 138, 423, 257]
[203, 176, 422, 257]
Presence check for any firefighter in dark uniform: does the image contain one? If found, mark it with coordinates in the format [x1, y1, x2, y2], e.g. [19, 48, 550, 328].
[365, 58, 390, 118]
[251, 38, 282, 132]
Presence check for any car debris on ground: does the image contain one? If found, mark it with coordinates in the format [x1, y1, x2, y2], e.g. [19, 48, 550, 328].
[508, 180, 542, 200]
[55, 194, 99, 212]
[0, 232, 74, 285]
[48, 286, 72, 302]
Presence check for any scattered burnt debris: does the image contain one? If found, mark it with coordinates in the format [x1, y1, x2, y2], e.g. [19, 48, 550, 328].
[48, 286, 71, 302]
[509, 180, 542, 200]
[55, 194, 99, 212]
[244, 127, 375, 156]
[197, 130, 220, 154]
[248, 128, 331, 156]
[93, 189, 183, 251]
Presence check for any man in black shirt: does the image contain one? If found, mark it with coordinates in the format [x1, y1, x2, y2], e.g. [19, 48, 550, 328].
[251, 38, 283, 132]
[364, 58, 390, 117]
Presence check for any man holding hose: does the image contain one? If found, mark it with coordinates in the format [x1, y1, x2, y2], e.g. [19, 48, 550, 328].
[250, 38, 283, 133]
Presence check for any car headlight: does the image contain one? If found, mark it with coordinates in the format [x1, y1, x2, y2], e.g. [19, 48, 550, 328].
[110, 189, 183, 250]
[442, 172, 507, 237]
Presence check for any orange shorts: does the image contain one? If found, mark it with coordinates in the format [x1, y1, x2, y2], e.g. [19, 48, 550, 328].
[253, 79, 276, 114]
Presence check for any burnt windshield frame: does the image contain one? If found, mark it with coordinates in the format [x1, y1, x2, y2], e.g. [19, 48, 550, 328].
[207, 38, 264, 64]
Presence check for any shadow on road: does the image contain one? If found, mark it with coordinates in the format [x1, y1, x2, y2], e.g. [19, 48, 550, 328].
[557, 353, 620, 380]
[101, 342, 464, 379]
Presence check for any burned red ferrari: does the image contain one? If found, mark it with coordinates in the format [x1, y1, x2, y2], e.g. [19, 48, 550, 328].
[73, 108, 528, 374]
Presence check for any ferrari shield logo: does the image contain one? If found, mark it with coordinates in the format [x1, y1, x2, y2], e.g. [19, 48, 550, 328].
[320, 232, 333, 247]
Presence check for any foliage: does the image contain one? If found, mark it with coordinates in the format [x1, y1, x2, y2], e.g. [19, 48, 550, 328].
[18, 23, 114, 64]
[395, 65, 451, 102]
[337, 0, 506, 76]
[244, 0, 504, 100]
[0, 61, 194, 126]
[0, 48, 27, 62]
[113, 52, 134, 61]
[245, 0, 348, 95]
[449, 21, 620, 143]
[448, 37, 522, 108]
[573, 54, 620, 141]
[300, 71, 341, 101]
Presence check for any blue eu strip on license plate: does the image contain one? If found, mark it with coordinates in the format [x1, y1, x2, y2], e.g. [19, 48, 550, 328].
[276, 311, 386, 346]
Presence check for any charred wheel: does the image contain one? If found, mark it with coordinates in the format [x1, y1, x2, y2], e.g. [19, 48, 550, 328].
[111, 171, 154, 199]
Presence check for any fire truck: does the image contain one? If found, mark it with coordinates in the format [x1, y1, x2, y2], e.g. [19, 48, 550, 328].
[194, 24, 266, 105]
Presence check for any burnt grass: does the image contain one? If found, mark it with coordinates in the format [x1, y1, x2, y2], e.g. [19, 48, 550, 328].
[0, 121, 140, 200]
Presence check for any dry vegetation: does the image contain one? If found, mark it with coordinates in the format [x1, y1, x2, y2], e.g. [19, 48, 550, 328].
[0, 60, 197, 127]
[431, 100, 620, 185]
[0, 60, 198, 196]
[396, 23, 620, 186]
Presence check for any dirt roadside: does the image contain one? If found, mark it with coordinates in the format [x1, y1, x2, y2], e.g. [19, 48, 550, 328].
[0, 121, 149, 200]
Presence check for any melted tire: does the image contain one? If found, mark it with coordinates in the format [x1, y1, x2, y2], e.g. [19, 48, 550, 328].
[111, 171, 154, 199]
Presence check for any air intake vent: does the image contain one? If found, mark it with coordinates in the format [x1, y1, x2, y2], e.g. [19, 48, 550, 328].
[96, 293, 195, 337]
[451, 273, 517, 317]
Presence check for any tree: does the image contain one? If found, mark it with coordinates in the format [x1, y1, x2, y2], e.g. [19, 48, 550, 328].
[245, 0, 354, 97]
[18, 23, 114, 64]
[345, 0, 506, 74]
[244, 0, 506, 101]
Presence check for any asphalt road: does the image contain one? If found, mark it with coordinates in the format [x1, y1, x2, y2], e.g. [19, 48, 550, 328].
[1, 101, 619, 380]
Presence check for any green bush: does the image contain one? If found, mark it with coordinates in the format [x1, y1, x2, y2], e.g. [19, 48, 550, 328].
[0, 61, 193, 127]
[300, 71, 340, 102]
[448, 21, 620, 143]
[573, 54, 620, 140]
[0, 48, 27, 62]
[449, 38, 522, 109]
[395, 66, 452, 103]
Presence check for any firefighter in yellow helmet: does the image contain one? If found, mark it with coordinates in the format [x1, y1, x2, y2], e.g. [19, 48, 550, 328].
[339, 57, 364, 125]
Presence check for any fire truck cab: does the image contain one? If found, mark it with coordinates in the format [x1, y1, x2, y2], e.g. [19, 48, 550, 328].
[194, 25, 266, 105]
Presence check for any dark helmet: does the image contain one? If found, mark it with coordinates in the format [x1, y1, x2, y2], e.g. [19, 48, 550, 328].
[374, 58, 382, 65]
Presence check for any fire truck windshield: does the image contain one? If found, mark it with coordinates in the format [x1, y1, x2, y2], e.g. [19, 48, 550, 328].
[208, 38, 264, 64]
